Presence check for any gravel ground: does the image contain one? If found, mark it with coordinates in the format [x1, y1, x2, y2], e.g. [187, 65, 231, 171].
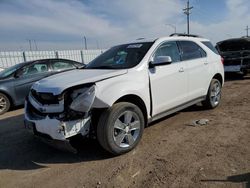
[0, 76, 249, 188]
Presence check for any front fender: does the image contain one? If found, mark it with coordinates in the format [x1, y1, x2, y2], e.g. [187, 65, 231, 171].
[92, 70, 151, 117]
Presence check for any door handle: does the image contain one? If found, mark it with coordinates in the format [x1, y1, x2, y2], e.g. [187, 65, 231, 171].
[179, 67, 184, 72]
[204, 62, 209, 65]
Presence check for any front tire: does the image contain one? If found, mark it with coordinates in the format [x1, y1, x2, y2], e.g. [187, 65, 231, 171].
[202, 79, 222, 109]
[97, 102, 145, 155]
[0, 93, 10, 115]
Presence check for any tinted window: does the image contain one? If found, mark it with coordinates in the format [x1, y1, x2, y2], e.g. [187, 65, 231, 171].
[154, 41, 181, 63]
[21, 62, 48, 76]
[0, 63, 25, 78]
[202, 41, 219, 54]
[217, 40, 250, 52]
[179, 41, 206, 61]
[51, 61, 74, 71]
[86, 42, 153, 69]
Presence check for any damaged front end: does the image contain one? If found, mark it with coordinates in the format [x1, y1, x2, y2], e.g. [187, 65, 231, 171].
[25, 84, 96, 153]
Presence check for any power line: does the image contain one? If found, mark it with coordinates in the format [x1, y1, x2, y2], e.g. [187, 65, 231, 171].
[183, 0, 193, 34]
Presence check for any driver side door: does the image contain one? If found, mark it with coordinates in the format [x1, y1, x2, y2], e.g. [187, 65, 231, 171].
[14, 61, 51, 104]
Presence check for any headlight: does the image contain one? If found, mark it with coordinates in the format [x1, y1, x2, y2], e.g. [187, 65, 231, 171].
[69, 85, 95, 113]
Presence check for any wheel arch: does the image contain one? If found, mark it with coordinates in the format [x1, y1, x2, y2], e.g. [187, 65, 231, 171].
[0, 90, 13, 107]
[115, 94, 148, 126]
[212, 73, 223, 86]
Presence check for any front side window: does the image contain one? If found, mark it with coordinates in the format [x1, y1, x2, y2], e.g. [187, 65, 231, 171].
[21, 62, 48, 76]
[154, 41, 181, 63]
[86, 42, 153, 69]
[179, 41, 207, 61]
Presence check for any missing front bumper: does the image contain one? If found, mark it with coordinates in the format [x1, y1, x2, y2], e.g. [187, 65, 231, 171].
[24, 119, 78, 153]
[37, 136, 77, 153]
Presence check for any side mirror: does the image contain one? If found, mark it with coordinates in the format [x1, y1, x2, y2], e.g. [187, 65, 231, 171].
[150, 56, 172, 68]
[154, 56, 172, 65]
[77, 64, 86, 69]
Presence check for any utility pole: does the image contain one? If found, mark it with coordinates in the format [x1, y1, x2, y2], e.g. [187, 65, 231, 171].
[83, 36, 87, 50]
[27, 39, 32, 51]
[183, 0, 193, 34]
[246, 25, 250, 37]
[96, 40, 100, 50]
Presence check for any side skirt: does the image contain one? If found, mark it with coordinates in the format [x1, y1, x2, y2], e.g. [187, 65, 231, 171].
[148, 96, 206, 123]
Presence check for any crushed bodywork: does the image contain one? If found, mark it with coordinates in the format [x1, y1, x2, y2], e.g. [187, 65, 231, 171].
[216, 37, 250, 74]
[24, 69, 127, 152]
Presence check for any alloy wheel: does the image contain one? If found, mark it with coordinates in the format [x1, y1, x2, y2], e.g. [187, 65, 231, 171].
[113, 110, 141, 148]
[210, 81, 221, 107]
[0, 95, 7, 113]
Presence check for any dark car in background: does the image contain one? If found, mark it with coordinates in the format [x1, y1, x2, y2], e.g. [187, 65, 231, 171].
[0, 58, 83, 115]
[216, 37, 250, 76]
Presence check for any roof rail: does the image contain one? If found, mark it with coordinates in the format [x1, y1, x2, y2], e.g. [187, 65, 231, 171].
[169, 33, 202, 38]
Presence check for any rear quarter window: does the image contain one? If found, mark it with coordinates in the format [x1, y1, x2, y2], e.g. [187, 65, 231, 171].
[202, 41, 219, 54]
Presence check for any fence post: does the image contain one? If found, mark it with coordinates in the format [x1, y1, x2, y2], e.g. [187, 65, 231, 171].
[80, 50, 85, 64]
[55, 51, 59, 59]
[22, 51, 26, 62]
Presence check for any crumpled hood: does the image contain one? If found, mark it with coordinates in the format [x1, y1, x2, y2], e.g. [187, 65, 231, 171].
[32, 69, 128, 95]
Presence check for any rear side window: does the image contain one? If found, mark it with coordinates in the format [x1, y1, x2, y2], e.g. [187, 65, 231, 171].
[51, 61, 75, 71]
[178, 41, 207, 61]
[202, 41, 219, 54]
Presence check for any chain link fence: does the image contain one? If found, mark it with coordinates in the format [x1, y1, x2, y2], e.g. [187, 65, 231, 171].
[0, 49, 105, 69]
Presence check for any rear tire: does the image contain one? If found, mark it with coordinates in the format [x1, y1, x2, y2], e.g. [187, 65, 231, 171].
[202, 79, 222, 109]
[0, 93, 10, 115]
[97, 102, 145, 155]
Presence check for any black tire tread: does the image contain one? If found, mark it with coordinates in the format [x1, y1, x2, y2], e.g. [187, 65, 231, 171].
[97, 102, 144, 155]
[202, 78, 221, 109]
[0, 93, 10, 115]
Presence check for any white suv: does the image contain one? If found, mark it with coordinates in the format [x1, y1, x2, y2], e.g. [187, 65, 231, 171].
[25, 34, 224, 155]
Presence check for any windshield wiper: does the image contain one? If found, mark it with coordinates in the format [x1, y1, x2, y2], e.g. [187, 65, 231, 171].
[87, 65, 115, 69]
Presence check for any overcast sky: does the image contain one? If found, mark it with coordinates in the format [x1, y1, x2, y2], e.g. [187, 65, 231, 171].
[0, 0, 249, 51]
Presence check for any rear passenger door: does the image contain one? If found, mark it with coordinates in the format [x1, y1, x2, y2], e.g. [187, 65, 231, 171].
[178, 41, 209, 100]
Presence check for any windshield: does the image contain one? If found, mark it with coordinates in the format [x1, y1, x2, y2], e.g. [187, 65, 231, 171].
[86, 42, 153, 69]
[0, 63, 25, 78]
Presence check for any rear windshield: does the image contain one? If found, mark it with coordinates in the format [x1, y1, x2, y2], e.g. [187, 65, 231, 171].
[217, 40, 250, 52]
[202, 41, 219, 54]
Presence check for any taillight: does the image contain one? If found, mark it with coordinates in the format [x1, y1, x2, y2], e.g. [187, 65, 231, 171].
[220, 57, 224, 64]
